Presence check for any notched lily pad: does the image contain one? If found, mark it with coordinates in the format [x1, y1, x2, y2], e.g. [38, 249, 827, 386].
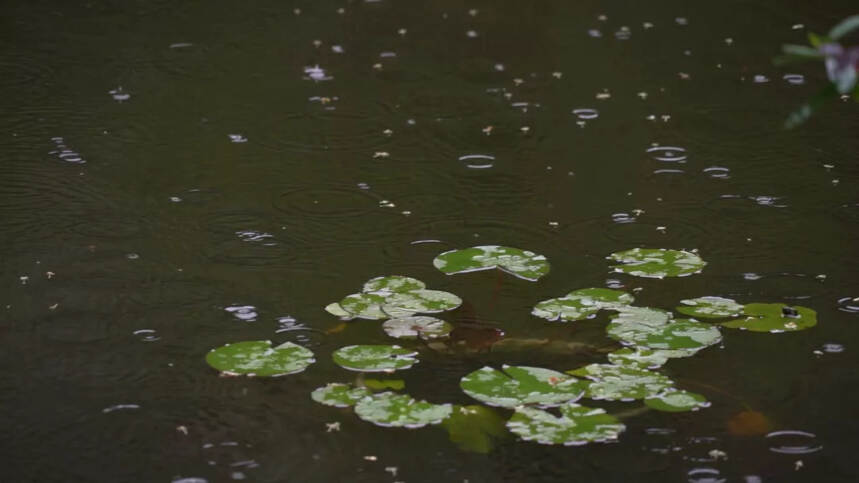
[532, 288, 634, 322]
[383, 316, 452, 340]
[326, 276, 461, 320]
[645, 390, 710, 412]
[311, 383, 372, 408]
[677, 296, 743, 319]
[332, 345, 418, 372]
[433, 245, 550, 281]
[609, 248, 706, 278]
[722, 303, 817, 332]
[507, 403, 626, 446]
[354, 392, 452, 428]
[460, 365, 587, 408]
[567, 363, 674, 401]
[206, 340, 315, 377]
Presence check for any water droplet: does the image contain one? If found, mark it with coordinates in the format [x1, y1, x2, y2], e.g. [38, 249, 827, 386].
[822, 343, 844, 353]
[611, 212, 637, 224]
[459, 154, 495, 169]
[170, 196, 183, 202]
[303, 65, 332, 81]
[647, 146, 688, 162]
[228, 134, 248, 143]
[743, 272, 762, 280]
[108, 86, 130, 102]
[588, 29, 602, 38]
[750, 195, 787, 207]
[615, 26, 631, 40]
[572, 108, 599, 120]
[331, 45, 344, 54]
[766, 430, 822, 454]
[133, 329, 160, 342]
[225, 305, 258, 322]
[753, 75, 770, 83]
[466, 30, 478, 38]
[783, 74, 805, 85]
[126, 253, 140, 260]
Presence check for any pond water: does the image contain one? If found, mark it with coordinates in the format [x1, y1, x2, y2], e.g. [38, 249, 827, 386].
[2, 1, 858, 481]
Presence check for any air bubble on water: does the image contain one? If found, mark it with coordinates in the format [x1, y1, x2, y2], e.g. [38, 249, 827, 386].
[170, 196, 183, 202]
[615, 26, 631, 40]
[466, 30, 479, 38]
[304, 65, 332, 82]
[109, 86, 131, 102]
[783, 74, 805, 85]
[606, 279, 624, 289]
[766, 430, 822, 454]
[133, 329, 160, 342]
[228, 134, 248, 143]
[225, 305, 258, 322]
[743, 272, 762, 280]
[459, 154, 495, 169]
[612, 212, 636, 224]
[750, 196, 787, 207]
[572, 108, 599, 120]
[126, 253, 140, 260]
[331, 45, 344, 54]
[588, 29, 603, 38]
[822, 343, 844, 353]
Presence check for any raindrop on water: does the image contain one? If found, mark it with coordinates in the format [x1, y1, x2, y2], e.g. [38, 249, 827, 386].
[647, 146, 688, 162]
[459, 154, 495, 169]
[766, 430, 822, 454]
[572, 108, 599, 120]
[133, 329, 160, 342]
[225, 305, 258, 322]
[228, 134, 248, 143]
[783, 74, 805, 85]
[837, 296, 859, 314]
[687, 467, 725, 483]
[703, 166, 731, 179]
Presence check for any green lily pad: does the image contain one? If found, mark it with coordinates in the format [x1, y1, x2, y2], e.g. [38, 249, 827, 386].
[677, 296, 744, 319]
[608, 348, 672, 369]
[460, 365, 587, 408]
[383, 316, 452, 340]
[441, 405, 508, 454]
[311, 383, 372, 408]
[608, 248, 706, 278]
[507, 403, 626, 445]
[363, 275, 425, 294]
[354, 392, 452, 428]
[722, 303, 817, 332]
[205, 340, 315, 377]
[608, 316, 721, 352]
[383, 290, 462, 314]
[567, 363, 674, 401]
[645, 390, 710, 412]
[532, 288, 634, 322]
[332, 345, 418, 372]
[326, 276, 462, 320]
[433, 245, 550, 281]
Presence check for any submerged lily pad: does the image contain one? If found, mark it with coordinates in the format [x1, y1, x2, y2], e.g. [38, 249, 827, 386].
[608, 248, 706, 278]
[441, 405, 508, 453]
[326, 276, 461, 320]
[608, 348, 672, 369]
[383, 316, 452, 340]
[460, 365, 587, 408]
[332, 345, 418, 372]
[362, 379, 405, 391]
[311, 383, 372, 408]
[433, 245, 550, 281]
[677, 296, 744, 319]
[645, 390, 710, 412]
[532, 288, 634, 322]
[722, 303, 817, 332]
[206, 340, 315, 377]
[354, 392, 452, 428]
[567, 363, 674, 401]
[507, 403, 626, 445]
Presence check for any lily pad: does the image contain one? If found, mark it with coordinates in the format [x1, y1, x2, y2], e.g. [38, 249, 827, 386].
[722, 303, 817, 332]
[441, 405, 508, 453]
[362, 379, 405, 391]
[433, 245, 550, 281]
[532, 288, 634, 322]
[311, 383, 372, 408]
[567, 363, 674, 401]
[677, 296, 744, 319]
[354, 392, 452, 428]
[645, 390, 710, 412]
[363, 275, 425, 294]
[383, 316, 452, 340]
[607, 348, 672, 369]
[326, 276, 462, 320]
[608, 316, 721, 352]
[332, 345, 418, 372]
[608, 248, 706, 278]
[206, 340, 315, 377]
[460, 365, 587, 408]
[383, 290, 462, 314]
[507, 403, 626, 445]
[334, 292, 389, 320]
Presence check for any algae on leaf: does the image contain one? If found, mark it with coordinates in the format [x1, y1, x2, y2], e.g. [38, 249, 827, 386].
[205, 340, 315, 377]
[460, 365, 587, 408]
[532, 288, 634, 322]
[722, 303, 817, 332]
[332, 345, 418, 372]
[507, 403, 626, 445]
[434, 245, 550, 281]
[354, 392, 452, 428]
[608, 248, 706, 278]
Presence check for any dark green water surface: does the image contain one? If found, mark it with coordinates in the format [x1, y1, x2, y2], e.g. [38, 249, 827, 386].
[2, 1, 858, 481]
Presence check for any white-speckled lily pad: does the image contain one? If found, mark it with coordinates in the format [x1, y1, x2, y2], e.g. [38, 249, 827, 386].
[363, 275, 425, 294]
[460, 365, 588, 408]
[311, 383, 372, 408]
[532, 288, 634, 322]
[354, 392, 452, 428]
[382, 316, 452, 340]
[383, 289, 462, 314]
[434, 245, 550, 281]
[567, 363, 674, 401]
[332, 345, 418, 372]
[677, 296, 744, 319]
[608, 348, 672, 369]
[644, 390, 710, 412]
[722, 303, 817, 332]
[506, 403, 626, 446]
[326, 276, 461, 320]
[608, 316, 721, 352]
[608, 248, 706, 278]
[206, 340, 315, 377]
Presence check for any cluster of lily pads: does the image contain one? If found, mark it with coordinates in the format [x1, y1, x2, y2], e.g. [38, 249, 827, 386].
[204, 246, 818, 448]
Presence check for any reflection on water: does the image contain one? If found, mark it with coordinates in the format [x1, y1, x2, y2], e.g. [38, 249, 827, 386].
[1, 0, 859, 481]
